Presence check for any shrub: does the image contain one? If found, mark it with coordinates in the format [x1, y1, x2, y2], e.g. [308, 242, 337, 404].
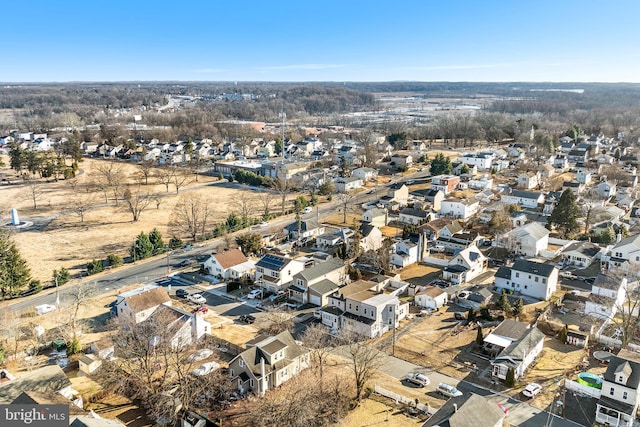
[168, 236, 183, 250]
[106, 254, 123, 267]
[29, 280, 42, 294]
[86, 259, 104, 275]
[52, 267, 70, 286]
[67, 335, 81, 356]
[505, 367, 516, 388]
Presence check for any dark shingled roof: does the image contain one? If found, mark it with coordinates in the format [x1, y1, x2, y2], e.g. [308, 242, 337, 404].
[603, 355, 640, 391]
[512, 259, 556, 278]
[495, 265, 512, 280]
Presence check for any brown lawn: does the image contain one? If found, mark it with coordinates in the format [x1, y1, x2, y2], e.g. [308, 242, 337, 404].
[399, 264, 441, 285]
[0, 156, 296, 282]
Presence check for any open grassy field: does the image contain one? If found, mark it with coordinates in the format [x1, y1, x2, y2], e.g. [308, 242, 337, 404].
[0, 156, 295, 282]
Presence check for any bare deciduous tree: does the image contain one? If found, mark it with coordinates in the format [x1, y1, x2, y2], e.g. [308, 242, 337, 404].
[171, 166, 192, 194]
[262, 308, 294, 335]
[335, 191, 356, 224]
[21, 175, 44, 210]
[234, 192, 256, 226]
[94, 161, 127, 205]
[70, 186, 95, 223]
[273, 178, 290, 216]
[339, 328, 386, 400]
[301, 323, 335, 390]
[154, 165, 175, 193]
[123, 185, 153, 222]
[257, 190, 275, 221]
[170, 194, 211, 242]
[136, 159, 155, 185]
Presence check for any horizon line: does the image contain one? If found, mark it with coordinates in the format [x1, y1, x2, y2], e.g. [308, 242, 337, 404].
[2, 80, 640, 85]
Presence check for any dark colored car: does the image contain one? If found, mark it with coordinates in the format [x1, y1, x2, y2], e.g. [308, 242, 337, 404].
[191, 306, 209, 314]
[176, 289, 189, 298]
[239, 314, 256, 324]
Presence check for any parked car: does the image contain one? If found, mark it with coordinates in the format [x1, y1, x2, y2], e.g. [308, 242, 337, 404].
[191, 306, 209, 314]
[522, 382, 542, 398]
[180, 259, 197, 267]
[176, 289, 190, 299]
[246, 289, 263, 299]
[406, 179, 415, 185]
[454, 312, 466, 321]
[431, 245, 445, 253]
[367, 189, 376, 194]
[189, 293, 207, 304]
[269, 291, 288, 304]
[258, 222, 270, 227]
[405, 373, 430, 387]
[437, 383, 463, 398]
[183, 244, 195, 251]
[193, 361, 220, 376]
[239, 314, 256, 324]
[303, 206, 313, 214]
[187, 349, 213, 362]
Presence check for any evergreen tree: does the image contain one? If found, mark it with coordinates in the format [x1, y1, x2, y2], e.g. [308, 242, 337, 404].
[429, 153, 452, 176]
[549, 189, 580, 237]
[558, 324, 568, 343]
[513, 298, 524, 317]
[460, 164, 470, 174]
[467, 308, 476, 322]
[168, 236, 183, 250]
[131, 232, 154, 260]
[498, 290, 512, 316]
[52, 267, 70, 286]
[236, 232, 263, 256]
[148, 228, 165, 253]
[599, 226, 616, 244]
[505, 367, 516, 387]
[476, 326, 484, 346]
[0, 231, 33, 300]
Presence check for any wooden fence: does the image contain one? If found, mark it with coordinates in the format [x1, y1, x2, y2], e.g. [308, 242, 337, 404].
[373, 384, 433, 415]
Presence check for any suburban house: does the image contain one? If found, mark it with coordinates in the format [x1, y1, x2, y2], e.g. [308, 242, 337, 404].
[435, 230, 483, 254]
[562, 180, 585, 195]
[442, 247, 487, 284]
[255, 254, 306, 294]
[114, 285, 172, 323]
[598, 180, 618, 199]
[390, 239, 419, 268]
[384, 183, 409, 207]
[456, 286, 493, 310]
[584, 273, 627, 319]
[494, 221, 549, 257]
[431, 175, 460, 195]
[0, 365, 79, 405]
[538, 163, 555, 180]
[284, 216, 325, 243]
[494, 259, 558, 301]
[228, 331, 310, 396]
[468, 176, 494, 191]
[89, 337, 114, 360]
[595, 349, 640, 427]
[351, 167, 378, 181]
[425, 393, 506, 427]
[203, 248, 256, 280]
[561, 241, 601, 267]
[289, 257, 346, 305]
[334, 176, 363, 192]
[146, 303, 211, 346]
[488, 320, 545, 380]
[399, 207, 430, 225]
[359, 223, 384, 252]
[554, 155, 570, 170]
[517, 171, 540, 189]
[319, 280, 409, 338]
[500, 189, 545, 208]
[414, 286, 448, 310]
[70, 414, 127, 427]
[419, 219, 463, 241]
[315, 227, 352, 252]
[423, 188, 445, 211]
[439, 198, 479, 220]
[362, 207, 388, 227]
[606, 233, 640, 271]
[390, 153, 413, 167]
[459, 153, 494, 170]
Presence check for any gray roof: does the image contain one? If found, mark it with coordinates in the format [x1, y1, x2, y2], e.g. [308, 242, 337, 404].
[308, 279, 340, 296]
[424, 393, 505, 427]
[613, 233, 640, 250]
[593, 273, 625, 290]
[294, 257, 344, 282]
[0, 365, 71, 404]
[235, 331, 309, 379]
[562, 241, 601, 258]
[70, 416, 127, 427]
[510, 222, 549, 241]
[509, 189, 544, 200]
[491, 319, 530, 341]
[284, 217, 320, 233]
[495, 327, 545, 363]
[495, 266, 512, 280]
[400, 207, 429, 218]
[512, 259, 555, 278]
[604, 355, 640, 390]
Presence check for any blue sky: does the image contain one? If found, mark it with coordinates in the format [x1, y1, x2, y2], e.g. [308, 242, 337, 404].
[3, 1, 640, 82]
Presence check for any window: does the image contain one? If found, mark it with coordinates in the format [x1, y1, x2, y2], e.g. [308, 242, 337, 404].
[230, 369, 234, 377]
[239, 360, 244, 368]
[528, 275, 531, 279]
[515, 272, 520, 278]
[250, 379, 254, 387]
[610, 387, 615, 396]
[535, 277, 539, 282]
[542, 278, 546, 284]
[623, 391, 628, 400]
[524, 285, 528, 289]
[363, 308, 367, 315]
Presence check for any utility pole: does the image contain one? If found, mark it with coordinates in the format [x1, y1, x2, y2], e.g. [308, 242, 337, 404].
[280, 110, 286, 159]
[392, 304, 396, 356]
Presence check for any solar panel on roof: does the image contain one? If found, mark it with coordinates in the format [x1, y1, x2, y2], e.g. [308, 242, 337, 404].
[257, 254, 287, 271]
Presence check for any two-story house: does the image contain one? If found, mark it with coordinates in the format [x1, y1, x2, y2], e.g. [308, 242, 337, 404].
[229, 331, 310, 396]
[351, 167, 378, 182]
[595, 349, 640, 427]
[431, 175, 460, 195]
[494, 221, 549, 257]
[289, 257, 346, 305]
[359, 223, 384, 252]
[284, 216, 325, 243]
[442, 246, 487, 284]
[494, 259, 558, 301]
[439, 198, 479, 220]
[584, 273, 627, 319]
[390, 239, 419, 268]
[384, 183, 409, 208]
[319, 280, 408, 338]
[203, 248, 256, 280]
[114, 285, 172, 324]
[500, 189, 545, 209]
[334, 176, 363, 192]
[561, 241, 601, 268]
[517, 172, 540, 189]
[488, 320, 545, 380]
[362, 207, 388, 227]
[598, 180, 617, 199]
[399, 207, 430, 225]
[254, 254, 306, 294]
[606, 233, 640, 271]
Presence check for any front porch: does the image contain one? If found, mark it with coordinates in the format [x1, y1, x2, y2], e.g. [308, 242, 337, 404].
[595, 397, 636, 427]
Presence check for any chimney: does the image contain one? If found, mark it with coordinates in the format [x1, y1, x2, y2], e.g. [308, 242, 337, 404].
[453, 403, 458, 413]
[260, 357, 266, 395]
[617, 233, 622, 243]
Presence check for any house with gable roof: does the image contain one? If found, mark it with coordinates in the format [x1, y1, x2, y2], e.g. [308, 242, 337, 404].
[203, 248, 255, 280]
[228, 330, 310, 396]
[0, 365, 79, 406]
[606, 233, 640, 272]
[500, 189, 545, 208]
[494, 221, 549, 257]
[414, 287, 448, 310]
[289, 257, 346, 305]
[561, 241, 601, 267]
[595, 349, 640, 427]
[284, 215, 325, 243]
[114, 285, 172, 324]
[424, 393, 506, 427]
[390, 239, 420, 268]
[359, 223, 383, 252]
[399, 207, 430, 225]
[442, 246, 487, 284]
[362, 207, 388, 227]
[255, 254, 305, 294]
[494, 259, 558, 301]
[489, 320, 545, 380]
[584, 273, 627, 319]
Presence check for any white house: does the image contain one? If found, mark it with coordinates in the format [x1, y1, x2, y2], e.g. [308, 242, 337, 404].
[495, 221, 549, 257]
[584, 273, 627, 320]
[334, 176, 363, 192]
[561, 241, 601, 268]
[606, 233, 640, 272]
[488, 321, 545, 380]
[390, 154, 413, 167]
[598, 180, 617, 199]
[399, 207, 430, 225]
[284, 216, 325, 242]
[414, 287, 448, 310]
[494, 259, 558, 301]
[439, 198, 479, 220]
[203, 248, 255, 280]
[114, 285, 172, 324]
[352, 167, 378, 182]
[468, 176, 494, 191]
[500, 189, 545, 209]
[595, 349, 640, 427]
[289, 258, 346, 305]
[390, 239, 419, 268]
[517, 172, 540, 190]
[459, 153, 493, 170]
[359, 223, 384, 252]
[442, 247, 487, 284]
[254, 254, 305, 294]
[362, 207, 388, 227]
